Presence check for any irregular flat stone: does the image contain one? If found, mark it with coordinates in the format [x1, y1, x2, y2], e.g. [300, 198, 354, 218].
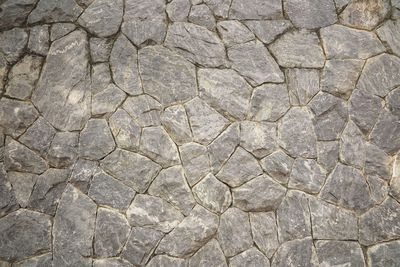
[139, 45, 197, 105]
[244, 20, 292, 44]
[315, 240, 366, 266]
[121, 227, 164, 266]
[32, 30, 91, 131]
[204, 0, 231, 18]
[199, 68, 252, 120]
[320, 163, 373, 213]
[230, 248, 270, 267]
[148, 256, 186, 267]
[0, 210, 51, 262]
[229, 0, 282, 19]
[166, 0, 190, 22]
[193, 173, 231, 214]
[260, 150, 294, 184]
[278, 107, 317, 158]
[339, 0, 391, 30]
[357, 53, 400, 97]
[123, 95, 161, 127]
[367, 175, 389, 204]
[321, 25, 385, 59]
[53, 185, 96, 267]
[0, 54, 6, 90]
[0, 98, 38, 138]
[94, 207, 130, 257]
[360, 197, 400, 245]
[179, 143, 209, 186]
[289, 158, 326, 194]
[161, 105, 192, 145]
[277, 190, 311, 242]
[0, 28, 28, 63]
[272, 237, 318, 267]
[110, 34, 142, 95]
[284, 0, 337, 29]
[240, 121, 277, 158]
[249, 84, 290, 122]
[387, 87, 400, 117]
[47, 132, 78, 168]
[7, 172, 37, 207]
[28, 0, 82, 23]
[370, 109, 400, 155]
[92, 84, 126, 115]
[250, 212, 279, 258]
[269, 30, 325, 68]
[188, 239, 227, 267]
[317, 141, 339, 172]
[0, 164, 19, 218]
[4, 137, 47, 174]
[93, 258, 133, 267]
[228, 41, 284, 86]
[218, 207, 252, 257]
[189, 4, 216, 30]
[148, 166, 196, 215]
[391, 156, 400, 202]
[156, 205, 219, 257]
[165, 22, 227, 67]
[12, 253, 52, 267]
[367, 240, 400, 267]
[216, 20, 254, 47]
[109, 109, 141, 151]
[28, 25, 49, 56]
[309, 198, 358, 240]
[308, 92, 348, 141]
[377, 19, 400, 56]
[101, 149, 161, 193]
[89, 37, 113, 62]
[88, 171, 135, 211]
[0, 0, 37, 30]
[5, 55, 43, 100]
[286, 68, 320, 106]
[365, 143, 392, 180]
[126, 194, 184, 233]
[50, 23, 76, 41]
[91, 63, 111, 94]
[321, 59, 364, 99]
[78, 0, 123, 37]
[70, 159, 98, 193]
[185, 97, 229, 145]
[216, 147, 263, 187]
[79, 119, 115, 160]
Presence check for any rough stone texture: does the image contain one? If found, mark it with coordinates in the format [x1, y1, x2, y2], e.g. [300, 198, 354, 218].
[230, 248, 271, 267]
[250, 212, 279, 258]
[216, 20, 254, 47]
[260, 150, 294, 184]
[19, 117, 55, 156]
[367, 240, 400, 267]
[315, 240, 366, 266]
[288, 158, 326, 193]
[0, 28, 28, 63]
[317, 141, 339, 172]
[189, 4, 216, 30]
[0, 0, 37, 30]
[6, 172, 37, 207]
[47, 132, 79, 168]
[161, 105, 192, 145]
[341, 121, 367, 169]
[188, 239, 227, 267]
[123, 95, 162, 127]
[109, 109, 141, 151]
[229, 0, 282, 19]
[179, 142, 209, 186]
[370, 109, 400, 155]
[91, 84, 126, 115]
[377, 19, 400, 56]
[244, 20, 292, 44]
[27, 25, 49, 56]
[286, 68, 320, 106]
[28, 0, 83, 24]
[240, 121, 277, 158]
[272, 237, 318, 267]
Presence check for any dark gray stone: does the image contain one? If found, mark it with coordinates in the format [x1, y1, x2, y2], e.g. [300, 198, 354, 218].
[250, 212, 279, 258]
[7, 172, 37, 208]
[229, 0, 282, 19]
[286, 68, 320, 106]
[188, 239, 227, 267]
[317, 141, 339, 172]
[109, 109, 141, 151]
[123, 95, 161, 127]
[244, 20, 292, 44]
[271, 237, 318, 267]
[0, 28, 28, 63]
[189, 4, 216, 30]
[216, 20, 254, 47]
[91, 84, 126, 115]
[377, 19, 400, 56]
[70, 158, 98, 193]
[28, 0, 83, 23]
[315, 241, 366, 267]
[370, 109, 400, 155]
[289, 158, 326, 194]
[50, 23, 76, 41]
[47, 132, 79, 168]
[161, 105, 192, 145]
[28, 25, 49, 56]
[367, 240, 400, 267]
[89, 37, 113, 62]
[260, 150, 294, 184]
[19, 117, 55, 156]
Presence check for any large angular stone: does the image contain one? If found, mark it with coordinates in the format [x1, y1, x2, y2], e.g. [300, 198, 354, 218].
[89, 37, 112, 62]
[110, 34, 142, 95]
[123, 95, 161, 127]
[260, 150, 294, 184]
[315, 241, 365, 266]
[340, 120, 366, 169]
[91, 84, 126, 115]
[278, 107, 317, 158]
[249, 84, 290, 122]
[0, 28, 28, 63]
[161, 105, 192, 145]
[370, 110, 400, 155]
[199, 68, 252, 120]
[94, 207, 130, 257]
[188, 239, 227, 267]
[286, 68, 320, 106]
[147, 255, 186, 267]
[367, 240, 400, 267]
[250, 212, 279, 258]
[28, 0, 82, 23]
[216, 147, 263, 187]
[229, 0, 282, 19]
[19, 117, 56, 155]
[272, 237, 318, 267]
[289, 158, 326, 194]
[0, 0, 37, 30]
[101, 149, 162, 193]
[109, 109, 141, 151]
[156, 205, 219, 257]
[148, 166, 196, 215]
[284, 0, 337, 29]
[377, 20, 400, 56]
[126, 194, 184, 233]
[179, 143, 210, 186]
[32, 30, 90, 131]
[139, 45, 197, 106]
[53, 185, 96, 267]
[165, 22, 227, 67]
[244, 20, 292, 44]
[189, 4, 216, 30]
[216, 20, 254, 47]
[230, 248, 270, 267]
[218, 208, 252, 257]
[269, 30, 325, 68]
[0, 210, 51, 262]
[78, 0, 123, 37]
[228, 41, 284, 86]
[240, 121, 277, 158]
[47, 132, 78, 168]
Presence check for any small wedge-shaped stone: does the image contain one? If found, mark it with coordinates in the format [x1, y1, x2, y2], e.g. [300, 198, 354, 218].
[123, 95, 161, 127]
[139, 45, 197, 106]
[367, 240, 400, 267]
[12, 253, 52, 267]
[240, 121, 277, 158]
[244, 20, 292, 44]
[286, 68, 320, 106]
[289, 158, 326, 194]
[180, 142, 210, 186]
[19, 117, 56, 155]
[161, 105, 192, 145]
[70, 159, 98, 193]
[309, 198, 358, 240]
[193, 173, 232, 214]
[188, 239, 227, 267]
[357, 53, 400, 97]
[79, 119, 115, 160]
[110, 34, 142, 95]
[199, 68, 252, 120]
[249, 84, 290, 122]
[228, 41, 284, 86]
[360, 197, 400, 245]
[250, 212, 279, 258]
[148, 255, 186, 267]
[317, 141, 339, 172]
[216, 20, 254, 47]
[92, 84, 125, 115]
[157, 205, 219, 257]
[32, 30, 90, 131]
[148, 166, 196, 215]
[185, 97, 230, 145]
[316, 241, 366, 267]
[140, 126, 180, 167]
[109, 109, 141, 151]
[229, 0, 282, 19]
[101, 149, 162, 193]
[278, 107, 317, 158]
[321, 25, 384, 59]
[47, 132, 78, 168]
[365, 143, 392, 180]
[340, 120, 366, 169]
[165, 22, 227, 67]
[260, 150, 294, 184]
[285, 0, 337, 29]
[320, 163, 373, 213]
[233, 175, 286, 211]
[78, 0, 123, 37]
[370, 110, 400, 155]
[7, 172, 37, 207]
[269, 30, 325, 68]
[0, 0, 37, 30]
[89, 37, 112, 62]
[0, 210, 51, 262]
[126, 194, 184, 233]
[189, 4, 216, 30]
[218, 207, 252, 257]
[28, 0, 83, 23]
[388, 87, 400, 117]
[53, 184, 96, 267]
[377, 20, 400, 56]
[94, 258, 133, 267]
[88, 171, 135, 211]
[4, 137, 47, 174]
[230, 248, 271, 267]
[216, 147, 263, 187]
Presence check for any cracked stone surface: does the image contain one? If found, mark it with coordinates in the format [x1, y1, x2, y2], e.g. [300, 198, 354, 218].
[0, 1, 399, 266]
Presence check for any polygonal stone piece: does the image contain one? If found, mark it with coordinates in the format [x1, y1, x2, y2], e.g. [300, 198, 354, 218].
[12, 253, 52, 267]
[7, 172, 37, 207]
[91, 84, 126, 115]
[272, 237, 318, 267]
[91, 62, 111, 94]
[289, 158, 326, 194]
[109, 108, 141, 151]
[260, 150, 294, 184]
[370, 109, 400, 155]
[93, 258, 133, 267]
[179, 142, 210, 186]
[0, 164, 18, 218]
[365, 143, 392, 180]
[147, 255, 186, 267]
[89, 37, 113, 62]
[47, 132, 79, 168]
[0, 0, 37, 30]
[250, 212, 279, 258]
[19, 117, 55, 156]
[377, 19, 400, 56]
[367, 240, 400, 267]
[188, 239, 227, 267]
[166, 0, 190, 22]
[70, 158, 98, 193]
[0, 28, 28, 63]
[27, 25, 49, 56]
[387, 87, 400, 117]
[315, 240, 366, 267]
[123, 95, 162, 127]
[317, 141, 339, 173]
[244, 20, 292, 44]
[161, 105, 192, 145]
[286, 68, 320, 106]
[189, 4, 216, 30]
[216, 20, 254, 47]
[204, 0, 231, 18]
[240, 121, 277, 158]
[229, 0, 282, 19]
[50, 23, 76, 41]
[28, 0, 83, 23]
[230, 248, 270, 267]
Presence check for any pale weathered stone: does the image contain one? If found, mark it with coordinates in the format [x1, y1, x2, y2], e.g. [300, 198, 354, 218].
[70, 159, 98, 193]
[91, 63, 111, 94]
[289, 158, 326, 194]
[148, 255, 186, 267]
[189, 4, 216, 30]
[269, 30, 325, 68]
[166, 0, 190, 22]
[179, 143, 209, 186]
[365, 143, 392, 180]
[47, 132, 78, 168]
[240, 121, 277, 158]
[126, 194, 184, 233]
[12, 253, 52, 267]
[19, 118, 55, 156]
[229, 0, 282, 19]
[230, 248, 270, 267]
[317, 141, 339, 172]
[93, 258, 133, 267]
[272, 237, 318, 267]
[123, 95, 161, 127]
[161, 105, 192, 145]
[260, 150, 294, 184]
[367, 175, 389, 204]
[216, 20, 254, 47]
[101, 148, 162, 192]
[244, 20, 292, 44]
[387, 87, 400, 117]
[28, 25, 49, 56]
[6, 172, 37, 208]
[204, 0, 231, 18]
[92, 84, 126, 115]
[28, 0, 83, 23]
[228, 41, 284, 86]
[89, 37, 113, 62]
[367, 240, 400, 267]
[50, 23, 76, 41]
[250, 212, 279, 258]
[377, 19, 400, 56]
[0, 28, 28, 63]
[286, 68, 320, 106]
[0, 164, 18, 218]
[370, 109, 400, 155]
[0, 0, 37, 30]
[109, 109, 141, 151]
[188, 239, 227, 267]
[315, 240, 366, 266]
